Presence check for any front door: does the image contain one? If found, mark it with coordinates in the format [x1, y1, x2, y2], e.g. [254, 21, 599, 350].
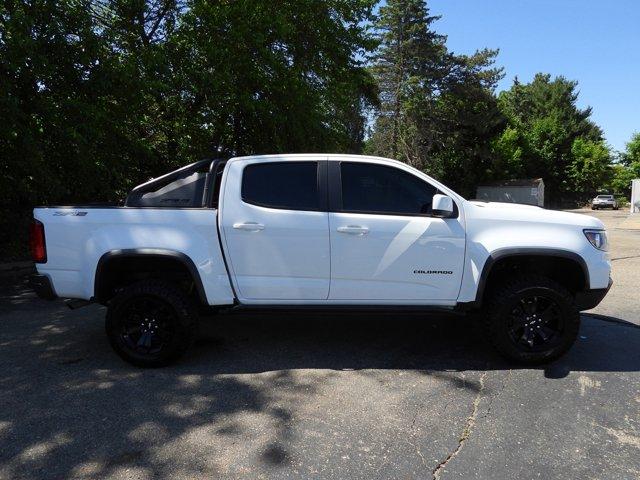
[220, 158, 330, 301]
[328, 160, 465, 302]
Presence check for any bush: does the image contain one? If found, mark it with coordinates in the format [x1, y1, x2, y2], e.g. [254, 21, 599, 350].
[615, 196, 629, 208]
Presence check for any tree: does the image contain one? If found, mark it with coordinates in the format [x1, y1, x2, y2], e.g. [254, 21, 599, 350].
[0, 0, 118, 205]
[493, 73, 606, 204]
[169, 0, 378, 159]
[0, 0, 379, 205]
[621, 132, 640, 168]
[366, 0, 504, 197]
[367, 0, 447, 163]
[608, 163, 636, 198]
[568, 138, 611, 196]
[608, 132, 640, 198]
[0, 0, 380, 260]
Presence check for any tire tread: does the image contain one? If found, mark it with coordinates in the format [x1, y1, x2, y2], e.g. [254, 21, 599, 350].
[483, 274, 580, 364]
[106, 279, 198, 367]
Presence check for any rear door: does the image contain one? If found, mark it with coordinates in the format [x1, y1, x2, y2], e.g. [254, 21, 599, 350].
[327, 160, 465, 302]
[219, 157, 330, 301]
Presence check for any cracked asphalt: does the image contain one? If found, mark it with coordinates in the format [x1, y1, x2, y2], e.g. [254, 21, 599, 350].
[0, 209, 639, 479]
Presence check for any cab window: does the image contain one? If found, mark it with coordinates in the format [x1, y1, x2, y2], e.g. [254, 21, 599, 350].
[340, 162, 438, 216]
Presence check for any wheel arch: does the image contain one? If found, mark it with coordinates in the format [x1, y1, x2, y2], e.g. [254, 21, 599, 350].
[473, 248, 590, 308]
[94, 249, 208, 305]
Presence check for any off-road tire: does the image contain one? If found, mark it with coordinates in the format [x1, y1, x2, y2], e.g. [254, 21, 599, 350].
[106, 279, 198, 367]
[483, 275, 580, 364]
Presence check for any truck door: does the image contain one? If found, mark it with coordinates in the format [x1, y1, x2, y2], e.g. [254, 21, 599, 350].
[327, 160, 465, 302]
[219, 157, 330, 301]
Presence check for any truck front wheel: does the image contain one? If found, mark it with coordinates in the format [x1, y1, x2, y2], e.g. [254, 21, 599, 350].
[483, 275, 580, 364]
[105, 280, 198, 367]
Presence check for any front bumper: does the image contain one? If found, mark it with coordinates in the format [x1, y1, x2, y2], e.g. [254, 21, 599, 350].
[29, 274, 57, 300]
[575, 277, 612, 311]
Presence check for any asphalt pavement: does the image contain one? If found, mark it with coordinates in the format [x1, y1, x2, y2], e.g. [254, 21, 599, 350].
[0, 209, 638, 480]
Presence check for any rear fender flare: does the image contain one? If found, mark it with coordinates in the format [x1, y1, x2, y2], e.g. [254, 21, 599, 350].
[94, 249, 207, 304]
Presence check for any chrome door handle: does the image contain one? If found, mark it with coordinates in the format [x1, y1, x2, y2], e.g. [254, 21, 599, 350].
[337, 225, 369, 235]
[233, 222, 265, 231]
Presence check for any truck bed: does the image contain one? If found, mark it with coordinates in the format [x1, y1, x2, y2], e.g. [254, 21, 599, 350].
[33, 206, 235, 305]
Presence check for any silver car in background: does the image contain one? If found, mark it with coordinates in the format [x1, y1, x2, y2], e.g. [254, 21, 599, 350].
[591, 194, 619, 210]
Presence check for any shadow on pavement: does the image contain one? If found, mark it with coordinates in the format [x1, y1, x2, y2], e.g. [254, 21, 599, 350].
[191, 311, 640, 377]
[0, 289, 639, 479]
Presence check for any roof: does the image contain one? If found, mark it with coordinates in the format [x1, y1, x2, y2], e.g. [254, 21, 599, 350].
[230, 153, 398, 163]
[478, 178, 544, 188]
[229, 153, 416, 172]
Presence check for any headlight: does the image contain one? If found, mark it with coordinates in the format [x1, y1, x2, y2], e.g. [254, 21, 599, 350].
[584, 229, 609, 251]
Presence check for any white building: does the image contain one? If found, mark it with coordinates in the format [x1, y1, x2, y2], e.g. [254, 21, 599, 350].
[631, 179, 640, 213]
[476, 178, 545, 207]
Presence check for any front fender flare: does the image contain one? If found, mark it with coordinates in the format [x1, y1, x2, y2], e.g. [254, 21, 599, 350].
[472, 247, 590, 307]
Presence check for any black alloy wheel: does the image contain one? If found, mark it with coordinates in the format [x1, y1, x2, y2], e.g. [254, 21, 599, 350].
[118, 296, 177, 357]
[483, 275, 580, 364]
[106, 280, 198, 367]
[507, 294, 564, 352]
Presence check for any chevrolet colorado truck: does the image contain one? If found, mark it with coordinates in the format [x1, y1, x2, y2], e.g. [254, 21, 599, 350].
[30, 154, 612, 367]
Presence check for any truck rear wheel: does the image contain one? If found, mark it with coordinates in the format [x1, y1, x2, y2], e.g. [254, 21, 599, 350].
[105, 280, 198, 367]
[483, 275, 580, 364]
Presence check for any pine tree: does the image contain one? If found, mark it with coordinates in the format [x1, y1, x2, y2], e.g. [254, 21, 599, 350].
[369, 0, 447, 165]
[367, 0, 505, 196]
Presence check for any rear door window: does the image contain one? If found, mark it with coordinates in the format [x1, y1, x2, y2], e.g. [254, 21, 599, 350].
[242, 162, 320, 211]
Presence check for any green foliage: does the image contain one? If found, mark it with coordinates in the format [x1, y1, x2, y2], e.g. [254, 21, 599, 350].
[171, 0, 379, 158]
[489, 127, 525, 178]
[620, 132, 640, 180]
[366, 0, 505, 197]
[1, 0, 636, 260]
[365, 4, 621, 205]
[0, 0, 128, 205]
[0, 0, 378, 209]
[622, 132, 640, 166]
[568, 138, 611, 196]
[608, 164, 636, 197]
[492, 74, 610, 204]
[607, 133, 640, 198]
[0, 0, 380, 260]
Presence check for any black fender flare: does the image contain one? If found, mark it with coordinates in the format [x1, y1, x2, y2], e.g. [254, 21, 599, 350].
[472, 247, 590, 307]
[94, 248, 208, 304]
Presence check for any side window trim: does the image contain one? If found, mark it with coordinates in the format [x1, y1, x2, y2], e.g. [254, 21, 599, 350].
[241, 161, 328, 212]
[327, 160, 342, 212]
[317, 160, 329, 212]
[328, 161, 458, 218]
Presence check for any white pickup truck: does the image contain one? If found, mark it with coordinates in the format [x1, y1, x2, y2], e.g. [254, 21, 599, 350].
[30, 154, 612, 367]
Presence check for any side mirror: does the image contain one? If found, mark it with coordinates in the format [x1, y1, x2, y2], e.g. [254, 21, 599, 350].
[432, 194, 455, 218]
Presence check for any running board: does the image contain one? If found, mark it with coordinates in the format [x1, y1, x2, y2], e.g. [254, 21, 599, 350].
[219, 304, 464, 316]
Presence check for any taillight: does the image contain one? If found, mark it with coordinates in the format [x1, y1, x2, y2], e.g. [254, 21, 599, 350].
[29, 219, 47, 263]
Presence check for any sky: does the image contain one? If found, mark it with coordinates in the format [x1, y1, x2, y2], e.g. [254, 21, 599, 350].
[424, 0, 640, 152]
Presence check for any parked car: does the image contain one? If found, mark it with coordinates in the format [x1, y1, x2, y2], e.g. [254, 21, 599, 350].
[591, 194, 618, 210]
[30, 154, 612, 367]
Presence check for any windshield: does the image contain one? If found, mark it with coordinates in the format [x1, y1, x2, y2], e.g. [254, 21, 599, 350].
[596, 195, 613, 199]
